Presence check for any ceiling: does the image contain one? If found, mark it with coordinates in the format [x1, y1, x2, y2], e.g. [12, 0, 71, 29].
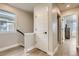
[8, 3, 79, 12]
[9, 3, 38, 12]
[55, 3, 79, 12]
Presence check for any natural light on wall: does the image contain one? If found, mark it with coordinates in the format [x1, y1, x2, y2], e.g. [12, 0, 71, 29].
[0, 9, 16, 32]
[52, 7, 61, 15]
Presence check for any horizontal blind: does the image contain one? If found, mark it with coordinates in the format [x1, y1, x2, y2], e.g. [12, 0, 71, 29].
[0, 9, 16, 21]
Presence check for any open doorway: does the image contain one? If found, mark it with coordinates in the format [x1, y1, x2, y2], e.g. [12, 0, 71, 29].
[60, 14, 78, 55]
[62, 14, 77, 41]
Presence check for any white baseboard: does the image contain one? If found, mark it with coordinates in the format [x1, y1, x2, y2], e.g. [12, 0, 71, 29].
[0, 44, 20, 52]
[47, 44, 59, 56]
[24, 46, 35, 52]
[53, 44, 59, 55]
[47, 52, 53, 56]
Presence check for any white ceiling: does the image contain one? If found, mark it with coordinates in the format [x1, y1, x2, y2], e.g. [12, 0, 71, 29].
[55, 3, 79, 12]
[9, 3, 38, 12]
[9, 3, 79, 13]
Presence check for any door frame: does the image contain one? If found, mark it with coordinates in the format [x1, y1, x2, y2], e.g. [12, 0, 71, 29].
[61, 14, 78, 46]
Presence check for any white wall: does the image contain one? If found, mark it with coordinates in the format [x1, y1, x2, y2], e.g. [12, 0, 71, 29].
[0, 3, 33, 51]
[48, 4, 61, 55]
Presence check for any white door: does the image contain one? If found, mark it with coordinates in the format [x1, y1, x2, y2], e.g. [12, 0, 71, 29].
[34, 7, 48, 52]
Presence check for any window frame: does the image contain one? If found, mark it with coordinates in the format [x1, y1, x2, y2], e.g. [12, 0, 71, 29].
[0, 9, 16, 33]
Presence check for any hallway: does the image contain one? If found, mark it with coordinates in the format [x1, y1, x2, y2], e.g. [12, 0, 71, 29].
[54, 37, 79, 56]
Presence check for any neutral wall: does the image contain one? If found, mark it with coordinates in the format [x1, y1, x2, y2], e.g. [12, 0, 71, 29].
[16, 9, 33, 33]
[0, 32, 18, 51]
[0, 3, 33, 50]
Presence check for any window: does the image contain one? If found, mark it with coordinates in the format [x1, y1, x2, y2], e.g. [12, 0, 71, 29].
[0, 9, 16, 32]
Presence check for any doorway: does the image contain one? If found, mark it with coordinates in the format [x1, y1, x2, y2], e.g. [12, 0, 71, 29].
[62, 14, 77, 41]
[60, 14, 78, 55]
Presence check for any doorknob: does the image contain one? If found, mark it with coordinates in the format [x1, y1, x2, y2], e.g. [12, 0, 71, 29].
[44, 32, 47, 34]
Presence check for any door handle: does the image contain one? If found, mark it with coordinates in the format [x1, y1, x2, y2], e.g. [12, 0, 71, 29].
[43, 32, 47, 34]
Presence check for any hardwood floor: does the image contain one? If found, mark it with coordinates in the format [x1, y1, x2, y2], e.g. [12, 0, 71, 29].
[25, 48, 48, 56]
[54, 37, 79, 56]
[0, 46, 25, 56]
[0, 37, 78, 56]
[0, 46, 48, 56]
